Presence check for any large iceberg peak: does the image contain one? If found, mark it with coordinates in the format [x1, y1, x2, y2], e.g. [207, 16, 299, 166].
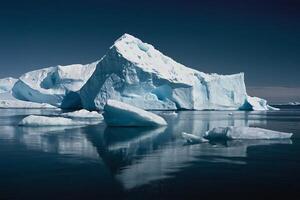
[80, 33, 251, 111]
[112, 33, 201, 85]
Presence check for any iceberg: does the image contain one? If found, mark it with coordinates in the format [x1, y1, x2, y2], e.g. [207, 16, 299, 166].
[79, 33, 271, 111]
[204, 126, 293, 140]
[240, 96, 279, 111]
[61, 109, 103, 119]
[12, 61, 98, 108]
[103, 99, 167, 126]
[1, 34, 273, 111]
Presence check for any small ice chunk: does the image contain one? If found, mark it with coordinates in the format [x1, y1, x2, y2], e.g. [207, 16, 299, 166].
[19, 115, 78, 126]
[181, 132, 208, 144]
[61, 109, 103, 119]
[204, 126, 293, 140]
[241, 96, 279, 111]
[103, 100, 167, 126]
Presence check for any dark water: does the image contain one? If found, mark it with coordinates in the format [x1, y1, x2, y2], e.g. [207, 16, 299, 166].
[0, 108, 300, 200]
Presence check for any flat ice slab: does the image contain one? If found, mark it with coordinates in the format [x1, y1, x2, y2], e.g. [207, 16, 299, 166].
[61, 109, 103, 119]
[204, 126, 293, 140]
[103, 100, 167, 126]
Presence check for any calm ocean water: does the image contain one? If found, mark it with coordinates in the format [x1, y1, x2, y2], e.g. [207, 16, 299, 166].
[0, 108, 300, 199]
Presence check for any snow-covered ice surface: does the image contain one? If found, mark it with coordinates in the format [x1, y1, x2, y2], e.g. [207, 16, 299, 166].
[12, 61, 98, 108]
[79, 33, 271, 111]
[103, 99, 167, 126]
[204, 126, 293, 140]
[61, 109, 103, 119]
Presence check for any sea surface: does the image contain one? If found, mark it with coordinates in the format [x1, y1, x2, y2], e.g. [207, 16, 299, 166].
[0, 108, 300, 199]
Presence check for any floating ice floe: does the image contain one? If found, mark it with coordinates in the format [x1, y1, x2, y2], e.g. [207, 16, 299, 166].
[18, 115, 101, 126]
[204, 126, 293, 140]
[19, 115, 76, 126]
[103, 100, 167, 126]
[61, 109, 103, 119]
[0, 100, 56, 109]
[181, 132, 208, 144]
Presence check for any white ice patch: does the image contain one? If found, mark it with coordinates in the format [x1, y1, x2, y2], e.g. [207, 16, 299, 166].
[103, 99, 167, 126]
[204, 126, 293, 140]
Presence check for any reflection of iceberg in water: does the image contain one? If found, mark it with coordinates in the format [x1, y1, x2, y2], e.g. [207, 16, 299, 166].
[87, 111, 290, 190]
[90, 126, 167, 173]
[106, 126, 166, 151]
[3, 126, 99, 159]
[114, 139, 292, 190]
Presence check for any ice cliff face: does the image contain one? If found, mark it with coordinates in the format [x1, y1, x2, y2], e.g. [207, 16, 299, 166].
[80, 34, 249, 110]
[12, 62, 98, 108]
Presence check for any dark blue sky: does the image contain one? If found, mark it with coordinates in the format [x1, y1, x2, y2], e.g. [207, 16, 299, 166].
[0, 0, 299, 88]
